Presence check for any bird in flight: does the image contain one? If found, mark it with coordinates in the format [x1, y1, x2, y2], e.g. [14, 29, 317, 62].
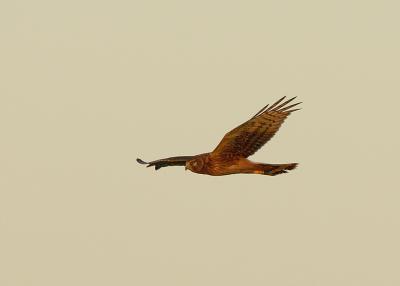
[137, 96, 301, 176]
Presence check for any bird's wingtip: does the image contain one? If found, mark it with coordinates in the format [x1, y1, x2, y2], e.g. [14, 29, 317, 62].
[136, 158, 149, 165]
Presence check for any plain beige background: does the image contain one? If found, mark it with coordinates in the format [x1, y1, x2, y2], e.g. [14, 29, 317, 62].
[1, 0, 400, 285]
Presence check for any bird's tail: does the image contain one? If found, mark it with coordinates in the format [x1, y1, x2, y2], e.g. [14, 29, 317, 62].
[255, 163, 298, 176]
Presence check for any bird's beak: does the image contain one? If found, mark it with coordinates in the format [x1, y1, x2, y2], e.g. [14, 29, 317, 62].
[185, 166, 188, 171]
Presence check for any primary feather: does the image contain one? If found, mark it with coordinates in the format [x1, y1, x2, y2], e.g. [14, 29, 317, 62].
[211, 97, 301, 158]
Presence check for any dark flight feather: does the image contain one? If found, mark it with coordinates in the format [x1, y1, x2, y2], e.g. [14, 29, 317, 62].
[136, 156, 194, 170]
[212, 96, 301, 158]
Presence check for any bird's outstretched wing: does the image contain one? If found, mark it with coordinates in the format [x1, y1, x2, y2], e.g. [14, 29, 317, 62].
[137, 156, 194, 170]
[211, 97, 301, 158]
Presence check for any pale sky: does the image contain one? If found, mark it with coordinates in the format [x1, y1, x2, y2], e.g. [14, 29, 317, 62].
[1, 1, 400, 285]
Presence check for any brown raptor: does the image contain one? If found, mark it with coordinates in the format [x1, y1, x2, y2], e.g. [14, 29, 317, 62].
[137, 96, 301, 176]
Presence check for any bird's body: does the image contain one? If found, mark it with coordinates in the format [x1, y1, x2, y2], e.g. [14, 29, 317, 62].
[185, 153, 297, 176]
[137, 97, 301, 176]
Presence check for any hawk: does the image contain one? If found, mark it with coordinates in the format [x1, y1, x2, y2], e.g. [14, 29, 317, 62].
[137, 96, 301, 176]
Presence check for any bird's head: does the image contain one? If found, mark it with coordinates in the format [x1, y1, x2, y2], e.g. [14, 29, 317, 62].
[185, 157, 205, 173]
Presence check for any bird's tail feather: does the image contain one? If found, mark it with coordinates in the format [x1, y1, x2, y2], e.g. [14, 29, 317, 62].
[256, 163, 298, 176]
